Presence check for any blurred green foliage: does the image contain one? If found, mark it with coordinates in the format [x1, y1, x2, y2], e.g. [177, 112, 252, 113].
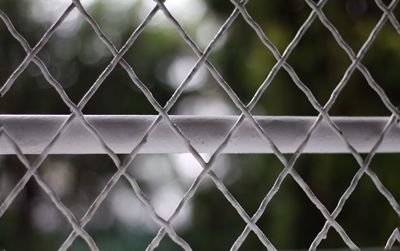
[0, 0, 399, 250]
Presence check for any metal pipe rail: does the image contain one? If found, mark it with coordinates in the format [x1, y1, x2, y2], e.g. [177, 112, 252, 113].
[0, 115, 399, 154]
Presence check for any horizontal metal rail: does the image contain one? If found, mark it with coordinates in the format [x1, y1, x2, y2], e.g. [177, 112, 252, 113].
[0, 115, 399, 154]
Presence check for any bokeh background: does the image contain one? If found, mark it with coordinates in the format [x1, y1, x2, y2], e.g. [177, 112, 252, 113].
[0, 0, 399, 250]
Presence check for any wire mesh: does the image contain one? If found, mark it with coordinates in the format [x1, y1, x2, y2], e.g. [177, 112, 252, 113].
[0, 0, 399, 250]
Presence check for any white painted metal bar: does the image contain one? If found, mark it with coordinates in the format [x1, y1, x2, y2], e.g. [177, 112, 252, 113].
[0, 115, 399, 154]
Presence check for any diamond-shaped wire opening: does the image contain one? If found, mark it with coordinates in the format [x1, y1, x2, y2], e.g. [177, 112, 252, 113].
[206, 15, 278, 104]
[369, 154, 400, 203]
[336, 174, 400, 247]
[83, 64, 159, 115]
[1, 0, 72, 47]
[182, 180, 249, 250]
[38, 15, 115, 105]
[294, 154, 361, 211]
[165, 54, 239, 116]
[251, 68, 319, 116]
[328, 70, 393, 116]
[77, 171, 188, 251]
[0, 18, 71, 114]
[129, 154, 203, 224]
[0, 155, 26, 203]
[245, 0, 312, 52]
[122, 13, 194, 106]
[222, 154, 283, 214]
[257, 175, 329, 250]
[0, 21, 25, 85]
[79, 0, 142, 49]
[286, 18, 352, 104]
[38, 155, 117, 218]
[360, 23, 400, 104]
[322, 0, 385, 51]
[0, 65, 72, 114]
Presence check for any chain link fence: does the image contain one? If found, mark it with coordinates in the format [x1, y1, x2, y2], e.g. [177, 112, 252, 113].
[0, 0, 400, 250]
